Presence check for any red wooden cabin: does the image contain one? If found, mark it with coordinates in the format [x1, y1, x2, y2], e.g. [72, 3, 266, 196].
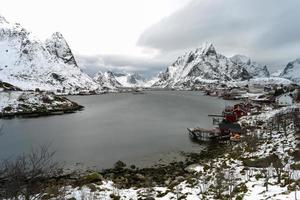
[232, 104, 248, 118]
[223, 103, 250, 123]
[223, 107, 237, 123]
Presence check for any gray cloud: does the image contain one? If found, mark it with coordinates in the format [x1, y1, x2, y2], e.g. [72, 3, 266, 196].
[76, 54, 168, 78]
[75, 55, 105, 76]
[137, 0, 300, 69]
[77, 0, 300, 76]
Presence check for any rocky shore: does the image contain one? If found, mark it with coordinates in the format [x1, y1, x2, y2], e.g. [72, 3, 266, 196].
[96, 146, 224, 189]
[20, 145, 227, 199]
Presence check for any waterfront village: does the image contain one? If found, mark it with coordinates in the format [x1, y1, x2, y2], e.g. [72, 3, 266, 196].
[59, 83, 300, 200]
[1, 80, 300, 200]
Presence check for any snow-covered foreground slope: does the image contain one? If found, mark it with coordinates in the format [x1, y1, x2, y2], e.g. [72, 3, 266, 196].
[153, 42, 272, 88]
[0, 15, 100, 93]
[280, 58, 300, 84]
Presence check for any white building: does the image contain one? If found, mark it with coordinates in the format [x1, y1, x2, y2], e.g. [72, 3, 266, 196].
[275, 93, 294, 106]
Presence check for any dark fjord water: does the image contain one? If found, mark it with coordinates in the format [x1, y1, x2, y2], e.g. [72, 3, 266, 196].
[0, 91, 233, 169]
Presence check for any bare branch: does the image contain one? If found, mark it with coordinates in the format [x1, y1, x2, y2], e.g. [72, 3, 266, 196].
[0, 144, 63, 200]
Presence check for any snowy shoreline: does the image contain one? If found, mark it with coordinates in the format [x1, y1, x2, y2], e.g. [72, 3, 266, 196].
[0, 91, 83, 119]
[57, 102, 300, 199]
[1, 91, 300, 199]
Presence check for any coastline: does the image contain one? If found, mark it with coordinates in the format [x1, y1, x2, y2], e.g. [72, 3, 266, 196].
[52, 102, 300, 199]
[1, 89, 300, 199]
[0, 91, 84, 119]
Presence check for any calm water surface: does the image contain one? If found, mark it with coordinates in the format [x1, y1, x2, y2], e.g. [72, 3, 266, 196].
[0, 91, 233, 169]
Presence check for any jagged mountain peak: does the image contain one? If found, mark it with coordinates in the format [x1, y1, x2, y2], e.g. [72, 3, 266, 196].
[154, 44, 272, 88]
[195, 42, 216, 56]
[45, 32, 78, 66]
[0, 16, 29, 41]
[47, 32, 70, 47]
[50, 31, 64, 39]
[47, 32, 69, 46]
[0, 15, 8, 24]
[0, 14, 99, 92]
[171, 42, 217, 68]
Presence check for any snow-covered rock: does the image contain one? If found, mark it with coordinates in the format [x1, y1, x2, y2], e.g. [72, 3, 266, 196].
[280, 58, 300, 84]
[0, 14, 100, 93]
[0, 91, 82, 118]
[154, 42, 271, 88]
[45, 32, 78, 66]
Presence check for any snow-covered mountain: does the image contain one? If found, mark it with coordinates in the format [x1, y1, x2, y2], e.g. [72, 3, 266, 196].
[153, 43, 270, 88]
[280, 58, 300, 84]
[93, 71, 122, 88]
[93, 71, 147, 88]
[45, 32, 78, 66]
[0, 15, 99, 92]
[111, 72, 146, 87]
[230, 55, 270, 78]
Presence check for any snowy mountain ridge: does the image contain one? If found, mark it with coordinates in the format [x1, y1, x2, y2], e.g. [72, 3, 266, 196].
[94, 71, 147, 88]
[153, 42, 271, 88]
[230, 55, 270, 78]
[93, 71, 122, 89]
[114, 72, 146, 87]
[280, 58, 300, 84]
[1, 14, 297, 92]
[0, 14, 100, 93]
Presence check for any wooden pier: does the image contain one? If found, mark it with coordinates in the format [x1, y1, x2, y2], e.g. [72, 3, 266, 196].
[187, 107, 246, 142]
[208, 114, 224, 125]
[187, 127, 220, 141]
[187, 127, 236, 142]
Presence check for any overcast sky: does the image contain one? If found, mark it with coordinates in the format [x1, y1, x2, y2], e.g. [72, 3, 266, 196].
[1, 0, 300, 76]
